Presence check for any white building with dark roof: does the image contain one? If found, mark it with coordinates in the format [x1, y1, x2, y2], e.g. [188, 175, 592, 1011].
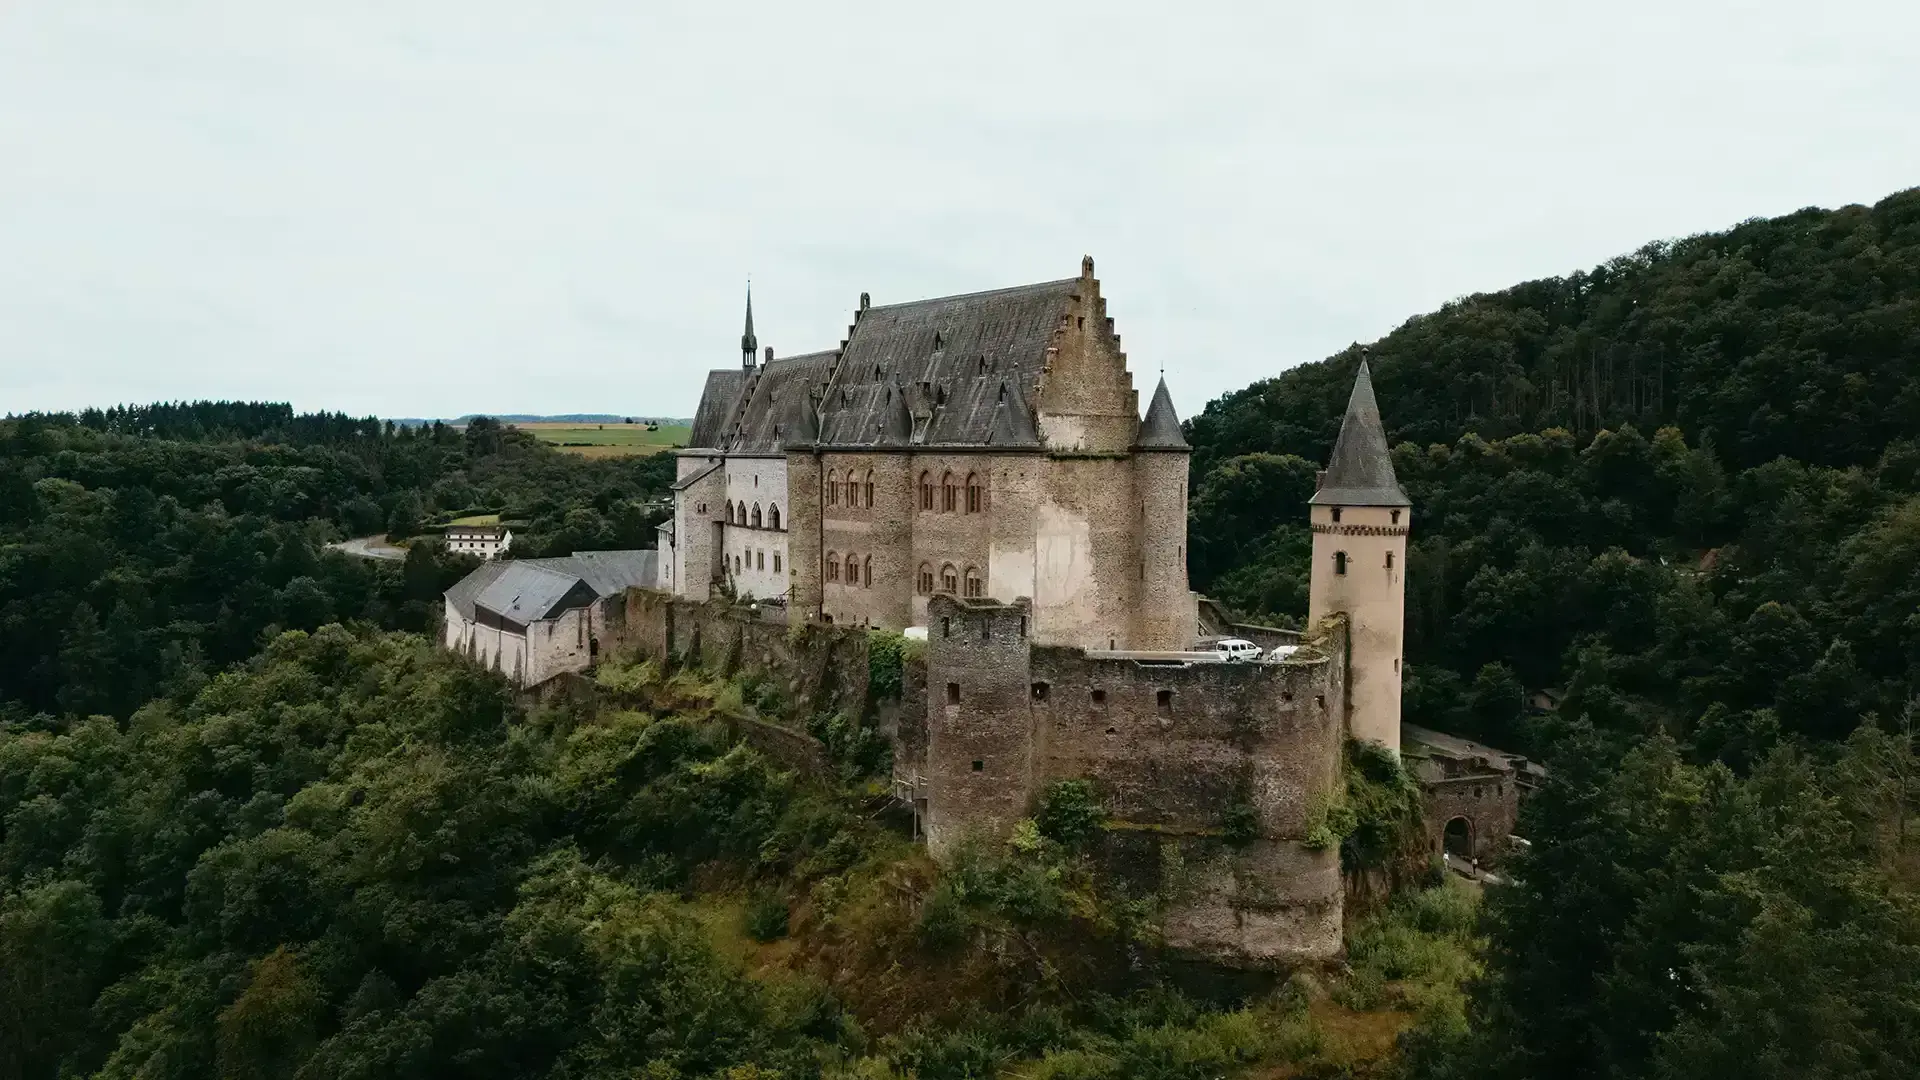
[445, 523, 513, 560]
[442, 550, 655, 686]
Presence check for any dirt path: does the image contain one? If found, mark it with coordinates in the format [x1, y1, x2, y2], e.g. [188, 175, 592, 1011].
[327, 534, 407, 561]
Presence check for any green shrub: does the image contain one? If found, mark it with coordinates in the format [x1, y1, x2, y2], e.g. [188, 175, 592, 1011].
[868, 630, 911, 701]
[915, 880, 971, 951]
[1035, 779, 1105, 849]
[745, 886, 791, 942]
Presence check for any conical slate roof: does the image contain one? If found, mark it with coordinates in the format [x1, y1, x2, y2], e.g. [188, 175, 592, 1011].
[1309, 358, 1409, 507]
[1135, 377, 1188, 450]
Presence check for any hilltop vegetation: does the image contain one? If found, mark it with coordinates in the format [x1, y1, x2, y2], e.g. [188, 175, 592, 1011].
[5, 188, 1920, 1077]
[0, 407, 673, 721]
[1187, 186, 1920, 1077]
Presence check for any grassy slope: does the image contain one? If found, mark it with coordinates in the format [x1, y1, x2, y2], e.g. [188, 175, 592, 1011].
[518, 421, 691, 456]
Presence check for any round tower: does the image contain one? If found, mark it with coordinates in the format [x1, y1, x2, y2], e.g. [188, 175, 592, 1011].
[1133, 376, 1194, 650]
[1306, 357, 1409, 755]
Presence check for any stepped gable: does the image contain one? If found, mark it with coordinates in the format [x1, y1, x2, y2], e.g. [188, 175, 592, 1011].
[815, 278, 1076, 447]
[688, 369, 749, 448]
[725, 350, 838, 453]
[1135, 376, 1188, 450]
[1310, 357, 1409, 507]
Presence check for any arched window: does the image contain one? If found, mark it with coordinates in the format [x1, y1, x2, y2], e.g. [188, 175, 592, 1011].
[826, 471, 839, 506]
[750, 503, 762, 528]
[846, 553, 859, 585]
[940, 563, 958, 593]
[918, 563, 934, 594]
[963, 566, 983, 598]
[965, 473, 983, 513]
[725, 502, 736, 525]
[919, 472, 934, 510]
[737, 501, 747, 524]
[1334, 551, 1348, 575]
[863, 469, 875, 509]
[942, 472, 957, 512]
[826, 551, 840, 582]
[768, 504, 781, 530]
[862, 555, 872, 587]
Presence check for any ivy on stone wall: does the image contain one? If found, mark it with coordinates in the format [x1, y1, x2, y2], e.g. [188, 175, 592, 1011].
[867, 629, 920, 701]
[1302, 741, 1425, 873]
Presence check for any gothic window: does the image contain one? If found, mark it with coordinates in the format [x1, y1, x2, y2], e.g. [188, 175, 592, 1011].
[942, 472, 957, 512]
[1335, 551, 1348, 575]
[826, 471, 838, 506]
[734, 555, 742, 573]
[737, 501, 747, 524]
[844, 476, 857, 506]
[768, 504, 781, 530]
[750, 503, 762, 528]
[725, 503, 736, 525]
[917, 564, 934, 593]
[940, 563, 958, 593]
[965, 473, 983, 513]
[963, 567, 983, 598]
[919, 472, 934, 510]
[862, 555, 872, 587]
[846, 553, 859, 585]
[863, 469, 874, 508]
[826, 552, 840, 582]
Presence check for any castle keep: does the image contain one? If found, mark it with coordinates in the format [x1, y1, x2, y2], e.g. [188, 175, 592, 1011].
[658, 257, 1194, 652]
[645, 260, 1413, 966]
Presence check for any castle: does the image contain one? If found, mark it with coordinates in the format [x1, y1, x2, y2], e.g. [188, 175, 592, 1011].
[637, 259, 1417, 965]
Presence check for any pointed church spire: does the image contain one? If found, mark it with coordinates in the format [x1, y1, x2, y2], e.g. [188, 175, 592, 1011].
[741, 283, 758, 370]
[1310, 353, 1409, 506]
[1135, 376, 1188, 450]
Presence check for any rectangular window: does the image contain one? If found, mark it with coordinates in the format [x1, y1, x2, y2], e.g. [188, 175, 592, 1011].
[971, 759, 984, 772]
[1157, 689, 1172, 714]
[1091, 689, 1107, 705]
[946, 682, 961, 704]
[773, 553, 782, 573]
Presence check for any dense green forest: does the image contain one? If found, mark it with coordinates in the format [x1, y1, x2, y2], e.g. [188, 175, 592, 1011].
[0, 406, 673, 721]
[5, 187, 1920, 1078]
[1187, 185, 1920, 1076]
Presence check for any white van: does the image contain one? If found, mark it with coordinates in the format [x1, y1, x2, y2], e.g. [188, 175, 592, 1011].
[1213, 638, 1263, 663]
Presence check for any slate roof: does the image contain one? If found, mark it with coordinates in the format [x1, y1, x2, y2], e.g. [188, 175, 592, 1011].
[445, 550, 657, 625]
[473, 562, 592, 625]
[689, 369, 748, 448]
[445, 561, 508, 620]
[1135, 377, 1188, 450]
[816, 279, 1076, 446]
[722, 350, 837, 453]
[1310, 358, 1409, 507]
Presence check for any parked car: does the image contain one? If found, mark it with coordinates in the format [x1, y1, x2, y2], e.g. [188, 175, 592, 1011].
[1213, 638, 1263, 663]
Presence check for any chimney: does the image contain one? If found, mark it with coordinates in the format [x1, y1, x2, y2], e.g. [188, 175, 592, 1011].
[1081, 254, 1094, 277]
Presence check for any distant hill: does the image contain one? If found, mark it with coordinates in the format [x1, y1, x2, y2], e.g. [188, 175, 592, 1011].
[391, 414, 692, 428]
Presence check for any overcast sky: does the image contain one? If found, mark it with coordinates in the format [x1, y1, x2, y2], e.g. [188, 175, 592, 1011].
[3, 2, 1917, 422]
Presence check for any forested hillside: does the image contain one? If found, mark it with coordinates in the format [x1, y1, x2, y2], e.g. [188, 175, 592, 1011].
[0, 406, 673, 721]
[1188, 187, 1920, 1076]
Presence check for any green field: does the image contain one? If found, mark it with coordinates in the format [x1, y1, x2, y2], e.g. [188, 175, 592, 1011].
[518, 421, 690, 457]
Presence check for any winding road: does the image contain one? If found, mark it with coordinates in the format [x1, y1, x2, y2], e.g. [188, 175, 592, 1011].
[327, 534, 407, 562]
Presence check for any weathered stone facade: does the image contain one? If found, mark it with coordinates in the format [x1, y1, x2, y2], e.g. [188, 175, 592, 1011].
[668, 258, 1197, 652]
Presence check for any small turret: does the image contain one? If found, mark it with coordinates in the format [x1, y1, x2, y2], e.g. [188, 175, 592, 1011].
[1308, 352, 1410, 755]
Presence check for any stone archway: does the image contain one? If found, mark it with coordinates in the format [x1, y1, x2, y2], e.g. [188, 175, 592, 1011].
[1443, 816, 1475, 859]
